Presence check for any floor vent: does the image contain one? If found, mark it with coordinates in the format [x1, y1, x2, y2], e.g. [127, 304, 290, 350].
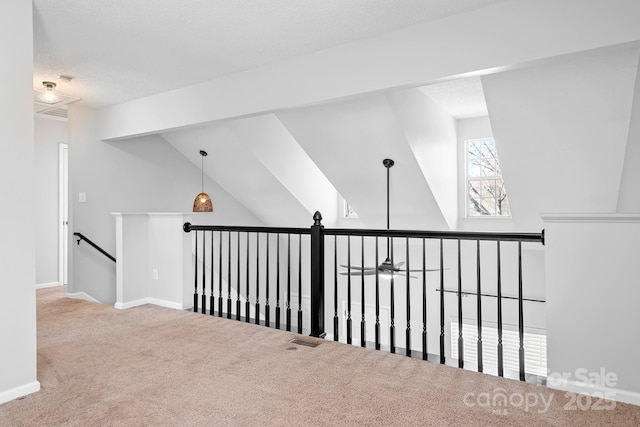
[288, 338, 320, 348]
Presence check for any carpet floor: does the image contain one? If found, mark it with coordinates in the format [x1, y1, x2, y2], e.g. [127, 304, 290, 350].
[1, 286, 639, 426]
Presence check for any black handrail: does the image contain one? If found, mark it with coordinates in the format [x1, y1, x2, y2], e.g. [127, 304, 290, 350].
[73, 232, 116, 263]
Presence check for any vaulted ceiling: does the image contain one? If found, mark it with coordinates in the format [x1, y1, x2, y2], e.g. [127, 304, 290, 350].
[34, 0, 640, 232]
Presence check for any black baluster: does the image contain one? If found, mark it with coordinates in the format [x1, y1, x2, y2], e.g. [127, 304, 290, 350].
[276, 234, 281, 329]
[227, 231, 232, 319]
[375, 236, 380, 351]
[390, 237, 395, 354]
[193, 230, 198, 313]
[334, 236, 339, 342]
[286, 234, 291, 331]
[497, 241, 504, 377]
[218, 231, 223, 317]
[422, 238, 427, 360]
[347, 235, 352, 345]
[236, 231, 241, 321]
[406, 237, 411, 357]
[439, 239, 445, 364]
[255, 233, 260, 326]
[265, 233, 271, 327]
[518, 241, 525, 381]
[457, 239, 463, 368]
[361, 235, 366, 348]
[209, 230, 216, 316]
[297, 235, 302, 334]
[201, 230, 206, 314]
[477, 240, 483, 373]
[245, 233, 250, 323]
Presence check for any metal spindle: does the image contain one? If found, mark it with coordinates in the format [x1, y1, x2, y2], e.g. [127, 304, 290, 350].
[439, 239, 445, 364]
[265, 233, 271, 327]
[226, 232, 231, 318]
[347, 235, 352, 345]
[245, 233, 250, 323]
[375, 236, 380, 350]
[286, 234, 291, 331]
[497, 241, 504, 377]
[276, 234, 281, 329]
[477, 240, 483, 373]
[518, 241, 525, 381]
[236, 231, 241, 321]
[390, 237, 395, 354]
[201, 230, 206, 314]
[406, 237, 411, 357]
[422, 237, 427, 360]
[361, 235, 366, 348]
[210, 230, 215, 316]
[218, 231, 223, 317]
[193, 230, 198, 312]
[297, 235, 302, 334]
[334, 236, 339, 341]
[255, 233, 260, 326]
[457, 239, 463, 368]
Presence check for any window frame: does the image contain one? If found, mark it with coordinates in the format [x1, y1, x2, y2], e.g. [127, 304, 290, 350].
[464, 138, 511, 219]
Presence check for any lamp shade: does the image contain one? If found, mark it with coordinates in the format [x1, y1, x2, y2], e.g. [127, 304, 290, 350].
[193, 192, 213, 212]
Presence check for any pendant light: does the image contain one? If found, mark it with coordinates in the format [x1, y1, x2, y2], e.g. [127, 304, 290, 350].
[193, 150, 214, 212]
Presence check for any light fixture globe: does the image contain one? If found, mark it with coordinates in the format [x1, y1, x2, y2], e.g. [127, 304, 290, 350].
[193, 192, 213, 212]
[193, 150, 214, 212]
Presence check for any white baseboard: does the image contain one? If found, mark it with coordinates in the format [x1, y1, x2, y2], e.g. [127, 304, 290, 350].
[66, 292, 100, 303]
[36, 281, 60, 289]
[551, 380, 640, 406]
[115, 297, 185, 310]
[0, 381, 40, 405]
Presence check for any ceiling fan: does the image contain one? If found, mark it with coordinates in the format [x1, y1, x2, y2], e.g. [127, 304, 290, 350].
[340, 158, 439, 278]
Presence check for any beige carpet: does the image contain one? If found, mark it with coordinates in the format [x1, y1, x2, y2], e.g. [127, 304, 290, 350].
[1, 287, 639, 426]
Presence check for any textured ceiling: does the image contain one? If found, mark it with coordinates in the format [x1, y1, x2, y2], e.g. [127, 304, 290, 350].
[419, 77, 488, 119]
[33, 0, 509, 108]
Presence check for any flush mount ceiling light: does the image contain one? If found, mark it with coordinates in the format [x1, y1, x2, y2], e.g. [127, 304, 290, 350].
[38, 81, 60, 104]
[193, 150, 214, 212]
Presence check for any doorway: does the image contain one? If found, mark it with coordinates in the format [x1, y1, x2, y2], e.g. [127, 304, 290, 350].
[58, 143, 68, 286]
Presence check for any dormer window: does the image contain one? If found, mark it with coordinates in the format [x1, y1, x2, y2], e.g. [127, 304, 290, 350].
[465, 138, 511, 217]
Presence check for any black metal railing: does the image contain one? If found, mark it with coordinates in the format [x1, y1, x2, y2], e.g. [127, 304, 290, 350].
[183, 222, 311, 333]
[73, 232, 116, 263]
[184, 211, 545, 382]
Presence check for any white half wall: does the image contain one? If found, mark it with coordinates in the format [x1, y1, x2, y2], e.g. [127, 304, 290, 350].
[0, 0, 39, 404]
[543, 214, 640, 405]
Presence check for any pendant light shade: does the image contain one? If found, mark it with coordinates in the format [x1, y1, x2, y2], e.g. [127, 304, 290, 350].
[193, 150, 214, 212]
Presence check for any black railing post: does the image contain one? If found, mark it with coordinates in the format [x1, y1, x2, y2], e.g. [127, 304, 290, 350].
[310, 211, 326, 338]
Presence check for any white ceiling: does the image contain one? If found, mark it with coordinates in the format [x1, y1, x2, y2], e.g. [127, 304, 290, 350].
[419, 77, 488, 119]
[33, 0, 509, 108]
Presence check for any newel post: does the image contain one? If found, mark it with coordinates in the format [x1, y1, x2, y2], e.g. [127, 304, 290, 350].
[310, 211, 326, 338]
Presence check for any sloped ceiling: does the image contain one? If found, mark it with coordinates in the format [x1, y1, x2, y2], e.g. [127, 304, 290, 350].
[483, 46, 640, 229]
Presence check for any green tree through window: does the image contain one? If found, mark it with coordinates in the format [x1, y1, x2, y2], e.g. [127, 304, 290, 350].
[466, 138, 511, 217]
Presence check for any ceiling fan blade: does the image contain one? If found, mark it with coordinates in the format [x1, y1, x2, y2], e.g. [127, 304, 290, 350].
[404, 268, 442, 272]
[394, 261, 405, 268]
[339, 264, 376, 271]
[396, 272, 418, 279]
[339, 270, 377, 276]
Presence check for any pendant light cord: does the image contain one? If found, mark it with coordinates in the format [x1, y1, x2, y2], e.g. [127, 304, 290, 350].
[201, 154, 204, 193]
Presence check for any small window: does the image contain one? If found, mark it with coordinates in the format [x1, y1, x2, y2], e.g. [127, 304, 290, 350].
[343, 200, 358, 218]
[465, 138, 511, 217]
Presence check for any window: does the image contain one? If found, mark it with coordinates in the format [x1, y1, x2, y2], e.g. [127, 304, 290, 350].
[465, 138, 511, 217]
[343, 200, 358, 218]
[451, 320, 547, 378]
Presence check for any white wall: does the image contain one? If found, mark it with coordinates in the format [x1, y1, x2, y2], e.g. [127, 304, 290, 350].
[543, 215, 640, 404]
[34, 117, 68, 285]
[483, 46, 640, 230]
[0, 0, 39, 404]
[68, 105, 263, 304]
